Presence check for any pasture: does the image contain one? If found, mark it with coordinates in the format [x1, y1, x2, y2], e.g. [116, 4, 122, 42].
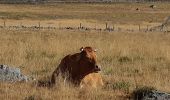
[0, 3, 170, 100]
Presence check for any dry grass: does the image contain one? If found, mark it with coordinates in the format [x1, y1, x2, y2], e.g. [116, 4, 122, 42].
[0, 3, 170, 23]
[0, 3, 170, 100]
[0, 29, 170, 99]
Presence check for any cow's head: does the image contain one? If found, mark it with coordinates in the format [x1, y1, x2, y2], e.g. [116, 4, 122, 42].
[79, 47, 101, 77]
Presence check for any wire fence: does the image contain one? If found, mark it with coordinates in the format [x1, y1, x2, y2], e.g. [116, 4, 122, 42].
[0, 21, 169, 33]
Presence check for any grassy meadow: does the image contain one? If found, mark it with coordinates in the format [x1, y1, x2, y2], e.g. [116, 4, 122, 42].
[0, 3, 170, 23]
[0, 3, 170, 100]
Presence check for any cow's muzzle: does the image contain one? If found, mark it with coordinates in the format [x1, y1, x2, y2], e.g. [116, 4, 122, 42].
[94, 65, 101, 72]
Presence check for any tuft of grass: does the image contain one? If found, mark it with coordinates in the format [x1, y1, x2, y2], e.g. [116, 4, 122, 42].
[105, 81, 131, 92]
[118, 56, 132, 63]
[24, 95, 43, 100]
[104, 67, 113, 75]
[40, 51, 56, 59]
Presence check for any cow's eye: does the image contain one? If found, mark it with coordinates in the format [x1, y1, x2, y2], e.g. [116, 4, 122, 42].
[88, 60, 95, 66]
[87, 62, 94, 69]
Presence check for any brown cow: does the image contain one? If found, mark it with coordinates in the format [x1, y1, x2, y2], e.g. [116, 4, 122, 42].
[80, 72, 103, 89]
[51, 46, 101, 86]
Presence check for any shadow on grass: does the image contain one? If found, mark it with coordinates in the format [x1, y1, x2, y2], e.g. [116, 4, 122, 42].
[36, 76, 51, 88]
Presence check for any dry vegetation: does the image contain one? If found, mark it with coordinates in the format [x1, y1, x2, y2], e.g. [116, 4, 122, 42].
[0, 3, 170, 23]
[1, 29, 170, 99]
[0, 3, 170, 100]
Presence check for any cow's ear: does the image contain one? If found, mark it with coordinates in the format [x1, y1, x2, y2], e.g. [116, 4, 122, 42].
[80, 47, 84, 51]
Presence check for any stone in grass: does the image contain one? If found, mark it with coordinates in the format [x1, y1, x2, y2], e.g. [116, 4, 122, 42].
[133, 86, 170, 100]
[0, 64, 33, 82]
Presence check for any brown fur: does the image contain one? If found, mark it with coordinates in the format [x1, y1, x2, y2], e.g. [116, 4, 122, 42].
[51, 47, 101, 86]
[80, 72, 104, 89]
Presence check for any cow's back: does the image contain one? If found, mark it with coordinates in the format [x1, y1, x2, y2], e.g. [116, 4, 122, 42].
[51, 53, 81, 84]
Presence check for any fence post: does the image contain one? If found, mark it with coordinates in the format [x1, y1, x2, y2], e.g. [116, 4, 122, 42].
[80, 23, 82, 29]
[20, 22, 22, 28]
[4, 21, 6, 28]
[146, 25, 149, 32]
[59, 23, 61, 29]
[161, 24, 165, 32]
[138, 24, 141, 31]
[38, 22, 41, 30]
[113, 25, 115, 31]
[105, 23, 108, 30]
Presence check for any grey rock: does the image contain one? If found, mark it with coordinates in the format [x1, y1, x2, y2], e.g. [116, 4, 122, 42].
[133, 87, 170, 100]
[0, 64, 34, 82]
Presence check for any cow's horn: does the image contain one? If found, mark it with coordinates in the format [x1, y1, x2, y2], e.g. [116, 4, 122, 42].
[94, 49, 98, 52]
[80, 47, 84, 51]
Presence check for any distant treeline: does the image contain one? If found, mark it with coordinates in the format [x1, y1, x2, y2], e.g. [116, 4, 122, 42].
[0, 0, 170, 4]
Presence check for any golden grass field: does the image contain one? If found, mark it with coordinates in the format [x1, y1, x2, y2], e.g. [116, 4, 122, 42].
[0, 3, 170, 100]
